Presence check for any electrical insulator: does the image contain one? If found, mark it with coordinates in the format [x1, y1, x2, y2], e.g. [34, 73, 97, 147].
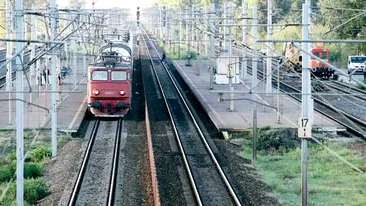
[137, 7, 140, 19]
[137, 6, 140, 26]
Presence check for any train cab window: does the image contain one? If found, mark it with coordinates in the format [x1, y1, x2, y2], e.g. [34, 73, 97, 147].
[92, 71, 108, 80]
[111, 71, 127, 80]
[311, 52, 319, 59]
[321, 52, 327, 59]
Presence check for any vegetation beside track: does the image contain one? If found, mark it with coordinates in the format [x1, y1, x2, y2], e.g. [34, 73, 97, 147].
[0, 130, 72, 205]
[235, 128, 366, 206]
[157, 39, 202, 60]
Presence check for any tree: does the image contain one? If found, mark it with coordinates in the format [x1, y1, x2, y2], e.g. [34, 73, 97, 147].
[318, 0, 366, 54]
[318, 0, 365, 38]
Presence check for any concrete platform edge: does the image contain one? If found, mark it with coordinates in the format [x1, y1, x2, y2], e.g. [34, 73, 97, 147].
[172, 60, 230, 131]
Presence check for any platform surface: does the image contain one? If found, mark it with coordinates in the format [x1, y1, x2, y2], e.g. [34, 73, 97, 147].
[0, 56, 89, 133]
[172, 60, 342, 131]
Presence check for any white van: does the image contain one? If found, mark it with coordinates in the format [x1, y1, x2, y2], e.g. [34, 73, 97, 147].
[348, 56, 366, 74]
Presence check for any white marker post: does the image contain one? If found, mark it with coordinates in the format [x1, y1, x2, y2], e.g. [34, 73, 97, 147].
[266, 0, 273, 94]
[300, 1, 312, 205]
[228, 2, 234, 111]
[252, 5, 258, 160]
[242, 0, 248, 80]
[6, 0, 13, 125]
[15, 0, 24, 204]
[50, 0, 58, 157]
[30, 4, 37, 103]
[179, 6, 182, 59]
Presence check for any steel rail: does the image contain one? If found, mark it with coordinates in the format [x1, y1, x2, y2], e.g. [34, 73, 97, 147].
[142, 28, 242, 206]
[107, 118, 123, 206]
[68, 119, 100, 206]
[248, 66, 366, 139]
[325, 82, 366, 102]
[330, 80, 366, 97]
[140, 32, 203, 206]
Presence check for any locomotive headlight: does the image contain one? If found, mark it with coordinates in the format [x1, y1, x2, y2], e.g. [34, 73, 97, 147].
[119, 90, 125, 96]
[93, 90, 100, 95]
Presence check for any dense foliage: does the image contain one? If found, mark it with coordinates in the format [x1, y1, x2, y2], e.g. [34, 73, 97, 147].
[318, 0, 366, 55]
[0, 178, 51, 205]
[242, 126, 300, 152]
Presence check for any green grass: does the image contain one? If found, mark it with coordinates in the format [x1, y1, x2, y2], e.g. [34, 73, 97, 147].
[239, 130, 366, 206]
[0, 131, 73, 204]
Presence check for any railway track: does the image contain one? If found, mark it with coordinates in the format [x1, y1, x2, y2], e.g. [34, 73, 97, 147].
[248, 66, 366, 138]
[326, 80, 366, 102]
[141, 29, 243, 205]
[68, 118, 123, 206]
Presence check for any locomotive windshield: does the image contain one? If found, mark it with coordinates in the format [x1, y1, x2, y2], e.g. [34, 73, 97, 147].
[92, 71, 108, 80]
[111, 71, 128, 80]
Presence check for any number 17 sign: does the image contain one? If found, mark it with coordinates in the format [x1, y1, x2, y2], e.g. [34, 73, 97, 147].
[298, 117, 312, 138]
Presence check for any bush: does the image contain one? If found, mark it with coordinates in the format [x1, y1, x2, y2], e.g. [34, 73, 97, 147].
[5, 152, 16, 162]
[29, 145, 52, 162]
[0, 152, 15, 166]
[357, 83, 366, 91]
[0, 163, 16, 182]
[4, 178, 51, 205]
[0, 162, 43, 183]
[257, 128, 299, 151]
[245, 127, 300, 152]
[24, 162, 43, 179]
[0, 188, 15, 205]
[23, 178, 51, 204]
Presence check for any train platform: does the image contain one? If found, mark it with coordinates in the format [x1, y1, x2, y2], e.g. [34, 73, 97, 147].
[0, 56, 89, 134]
[172, 60, 342, 132]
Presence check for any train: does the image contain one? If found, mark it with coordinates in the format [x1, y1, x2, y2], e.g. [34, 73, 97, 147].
[87, 41, 133, 117]
[282, 42, 334, 79]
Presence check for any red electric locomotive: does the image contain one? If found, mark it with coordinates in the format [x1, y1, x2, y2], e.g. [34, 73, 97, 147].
[87, 41, 133, 117]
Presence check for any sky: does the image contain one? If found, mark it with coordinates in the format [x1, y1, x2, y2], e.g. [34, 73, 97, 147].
[57, 0, 155, 9]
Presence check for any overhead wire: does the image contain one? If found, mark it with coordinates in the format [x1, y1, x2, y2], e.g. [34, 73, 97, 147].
[175, 4, 366, 174]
